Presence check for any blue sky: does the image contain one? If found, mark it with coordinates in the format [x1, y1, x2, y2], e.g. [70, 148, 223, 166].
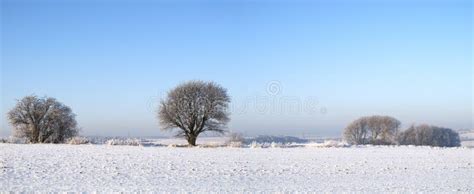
[1, 0, 472, 137]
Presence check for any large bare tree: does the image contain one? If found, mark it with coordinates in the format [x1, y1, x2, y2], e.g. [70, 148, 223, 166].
[158, 81, 231, 146]
[7, 95, 78, 143]
[366, 115, 401, 144]
[343, 117, 369, 145]
[343, 115, 400, 145]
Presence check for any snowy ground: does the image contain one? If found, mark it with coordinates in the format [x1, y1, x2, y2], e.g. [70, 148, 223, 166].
[0, 144, 473, 192]
[460, 130, 474, 148]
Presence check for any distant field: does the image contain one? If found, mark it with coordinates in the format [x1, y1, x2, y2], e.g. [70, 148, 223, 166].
[0, 144, 472, 192]
[460, 130, 474, 148]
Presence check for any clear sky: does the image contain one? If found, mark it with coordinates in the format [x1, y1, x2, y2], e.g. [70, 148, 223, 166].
[1, 0, 472, 137]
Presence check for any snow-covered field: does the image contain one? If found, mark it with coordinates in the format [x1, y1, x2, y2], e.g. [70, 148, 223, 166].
[460, 130, 474, 148]
[0, 144, 472, 193]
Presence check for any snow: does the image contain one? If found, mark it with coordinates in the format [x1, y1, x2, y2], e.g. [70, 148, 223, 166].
[460, 130, 474, 148]
[0, 144, 472, 192]
[149, 136, 227, 146]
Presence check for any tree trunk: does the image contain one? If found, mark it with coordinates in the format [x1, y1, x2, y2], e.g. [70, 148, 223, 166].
[187, 135, 197, 146]
[31, 125, 40, 143]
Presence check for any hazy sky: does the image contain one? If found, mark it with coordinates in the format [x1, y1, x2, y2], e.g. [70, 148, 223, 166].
[1, 0, 472, 137]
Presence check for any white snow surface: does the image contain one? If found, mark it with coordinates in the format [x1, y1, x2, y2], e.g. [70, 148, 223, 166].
[0, 144, 473, 193]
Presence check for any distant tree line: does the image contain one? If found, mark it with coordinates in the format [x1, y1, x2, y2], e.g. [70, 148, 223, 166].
[343, 115, 460, 147]
[6, 80, 462, 147]
[397, 124, 460, 147]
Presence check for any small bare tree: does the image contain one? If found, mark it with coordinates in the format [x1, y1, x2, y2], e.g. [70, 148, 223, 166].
[7, 95, 78, 143]
[158, 81, 231, 146]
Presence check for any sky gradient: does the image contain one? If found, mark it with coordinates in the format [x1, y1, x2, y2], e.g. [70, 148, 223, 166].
[1, 0, 472, 137]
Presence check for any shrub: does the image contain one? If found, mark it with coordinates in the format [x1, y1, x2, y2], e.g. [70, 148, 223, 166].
[1, 136, 29, 144]
[67, 137, 90, 145]
[270, 142, 282, 148]
[226, 132, 244, 147]
[227, 141, 242, 148]
[250, 141, 262, 148]
[105, 138, 141, 146]
[243, 135, 308, 145]
[197, 143, 220, 148]
[305, 140, 349, 148]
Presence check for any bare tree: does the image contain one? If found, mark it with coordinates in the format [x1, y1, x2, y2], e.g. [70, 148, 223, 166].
[7, 95, 78, 143]
[343, 115, 400, 145]
[343, 117, 369, 145]
[367, 115, 401, 144]
[158, 81, 231, 146]
[397, 124, 460, 147]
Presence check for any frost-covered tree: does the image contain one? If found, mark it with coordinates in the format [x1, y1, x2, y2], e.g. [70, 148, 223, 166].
[397, 124, 460, 147]
[343, 115, 400, 145]
[7, 95, 78, 143]
[158, 81, 230, 146]
[227, 132, 244, 143]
